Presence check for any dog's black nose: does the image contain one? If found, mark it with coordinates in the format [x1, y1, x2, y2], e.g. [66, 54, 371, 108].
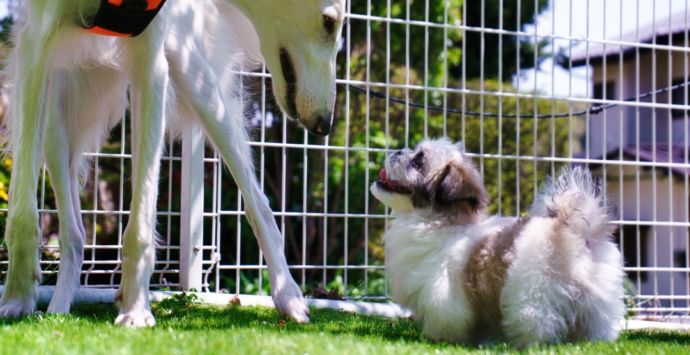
[311, 112, 333, 136]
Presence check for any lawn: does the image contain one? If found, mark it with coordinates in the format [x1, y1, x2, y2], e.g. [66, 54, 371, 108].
[0, 296, 688, 355]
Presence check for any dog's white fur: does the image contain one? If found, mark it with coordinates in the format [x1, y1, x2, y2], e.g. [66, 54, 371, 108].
[1, 0, 344, 326]
[371, 139, 626, 347]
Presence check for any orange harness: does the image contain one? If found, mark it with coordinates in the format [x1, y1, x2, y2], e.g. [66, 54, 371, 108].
[85, 0, 167, 37]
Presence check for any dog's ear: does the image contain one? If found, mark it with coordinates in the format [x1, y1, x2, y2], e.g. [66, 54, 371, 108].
[434, 162, 488, 213]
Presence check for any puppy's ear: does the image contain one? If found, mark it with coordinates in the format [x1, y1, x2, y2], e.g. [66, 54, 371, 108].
[434, 162, 488, 213]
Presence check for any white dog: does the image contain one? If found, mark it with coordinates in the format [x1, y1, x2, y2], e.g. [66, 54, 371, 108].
[0, 0, 344, 326]
[371, 139, 626, 347]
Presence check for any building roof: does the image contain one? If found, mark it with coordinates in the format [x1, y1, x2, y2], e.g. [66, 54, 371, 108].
[570, 10, 690, 66]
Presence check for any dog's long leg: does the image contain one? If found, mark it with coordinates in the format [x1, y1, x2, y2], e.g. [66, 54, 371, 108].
[114, 30, 168, 328]
[0, 25, 56, 317]
[45, 63, 129, 313]
[43, 71, 84, 314]
[169, 52, 309, 323]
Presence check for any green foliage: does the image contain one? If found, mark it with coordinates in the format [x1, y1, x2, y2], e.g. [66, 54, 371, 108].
[155, 291, 201, 312]
[0, 15, 12, 251]
[464, 0, 551, 80]
[0, 16, 13, 45]
[0, 15, 11, 210]
[348, 0, 463, 86]
[220, 269, 272, 296]
[323, 271, 387, 300]
[0, 158, 9, 209]
[347, 0, 550, 83]
[623, 279, 638, 321]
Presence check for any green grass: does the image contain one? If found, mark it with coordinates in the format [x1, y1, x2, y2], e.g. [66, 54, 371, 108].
[0, 298, 688, 355]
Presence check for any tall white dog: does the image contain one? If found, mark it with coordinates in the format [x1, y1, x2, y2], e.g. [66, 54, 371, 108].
[371, 139, 625, 347]
[1, 0, 345, 326]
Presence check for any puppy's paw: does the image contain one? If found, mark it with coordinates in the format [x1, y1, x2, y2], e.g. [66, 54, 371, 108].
[0, 297, 36, 318]
[272, 279, 310, 323]
[115, 310, 156, 328]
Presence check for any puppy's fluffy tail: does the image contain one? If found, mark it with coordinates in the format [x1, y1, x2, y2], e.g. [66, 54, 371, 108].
[531, 166, 616, 241]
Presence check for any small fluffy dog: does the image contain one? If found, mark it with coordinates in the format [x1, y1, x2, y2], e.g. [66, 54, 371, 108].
[1, 0, 344, 326]
[371, 139, 625, 347]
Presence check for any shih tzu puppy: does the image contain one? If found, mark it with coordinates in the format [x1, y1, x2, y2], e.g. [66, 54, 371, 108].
[371, 139, 625, 347]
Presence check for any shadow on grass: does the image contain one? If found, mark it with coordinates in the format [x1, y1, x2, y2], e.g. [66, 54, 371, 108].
[143, 301, 485, 351]
[153, 302, 425, 341]
[1, 301, 421, 344]
[1, 301, 687, 352]
[0, 302, 118, 326]
[622, 329, 690, 345]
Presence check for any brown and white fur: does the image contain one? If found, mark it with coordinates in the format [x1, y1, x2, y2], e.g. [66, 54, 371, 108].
[371, 139, 625, 347]
[0, 0, 345, 326]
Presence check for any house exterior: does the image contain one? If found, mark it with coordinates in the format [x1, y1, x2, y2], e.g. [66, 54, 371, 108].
[570, 11, 690, 311]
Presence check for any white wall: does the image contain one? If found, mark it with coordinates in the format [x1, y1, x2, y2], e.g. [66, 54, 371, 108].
[588, 40, 690, 160]
[603, 167, 689, 309]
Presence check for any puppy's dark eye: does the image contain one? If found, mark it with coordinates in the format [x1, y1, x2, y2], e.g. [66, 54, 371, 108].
[323, 15, 337, 35]
[410, 152, 425, 171]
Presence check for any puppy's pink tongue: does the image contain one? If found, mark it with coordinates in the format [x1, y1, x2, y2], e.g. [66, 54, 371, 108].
[379, 168, 388, 182]
[379, 168, 401, 187]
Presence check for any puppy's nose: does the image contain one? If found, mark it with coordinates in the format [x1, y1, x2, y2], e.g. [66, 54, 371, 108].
[310, 111, 333, 136]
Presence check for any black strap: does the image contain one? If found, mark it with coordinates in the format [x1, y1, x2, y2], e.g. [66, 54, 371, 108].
[86, 0, 168, 37]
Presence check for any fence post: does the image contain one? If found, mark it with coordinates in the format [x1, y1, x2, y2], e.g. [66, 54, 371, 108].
[180, 126, 204, 291]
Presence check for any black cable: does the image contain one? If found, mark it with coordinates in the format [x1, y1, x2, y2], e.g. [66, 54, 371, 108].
[346, 81, 690, 119]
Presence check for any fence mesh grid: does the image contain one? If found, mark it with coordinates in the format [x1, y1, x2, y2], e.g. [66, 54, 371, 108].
[0, 0, 689, 317]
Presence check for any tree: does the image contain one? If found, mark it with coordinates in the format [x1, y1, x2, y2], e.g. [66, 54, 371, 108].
[346, 0, 550, 83]
[464, 0, 550, 81]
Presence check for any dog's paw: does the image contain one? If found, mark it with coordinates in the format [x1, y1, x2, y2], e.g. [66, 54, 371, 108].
[47, 285, 79, 314]
[115, 310, 156, 328]
[272, 279, 310, 323]
[0, 298, 36, 318]
[47, 296, 72, 314]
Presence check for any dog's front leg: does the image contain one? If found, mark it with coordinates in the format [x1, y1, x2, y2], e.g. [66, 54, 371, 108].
[114, 31, 168, 328]
[0, 27, 55, 318]
[203, 117, 310, 323]
[169, 52, 309, 323]
[43, 70, 86, 314]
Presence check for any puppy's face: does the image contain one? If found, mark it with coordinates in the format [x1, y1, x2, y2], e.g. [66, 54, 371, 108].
[371, 139, 488, 222]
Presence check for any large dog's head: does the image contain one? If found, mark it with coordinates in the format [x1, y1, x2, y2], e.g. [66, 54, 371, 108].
[235, 0, 346, 135]
[371, 139, 488, 223]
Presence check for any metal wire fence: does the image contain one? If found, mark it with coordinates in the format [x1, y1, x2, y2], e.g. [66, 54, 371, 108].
[0, 0, 689, 317]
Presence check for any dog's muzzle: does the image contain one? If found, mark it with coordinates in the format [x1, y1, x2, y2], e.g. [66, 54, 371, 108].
[84, 0, 168, 37]
[279, 48, 299, 119]
[279, 48, 334, 136]
[312, 111, 334, 136]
